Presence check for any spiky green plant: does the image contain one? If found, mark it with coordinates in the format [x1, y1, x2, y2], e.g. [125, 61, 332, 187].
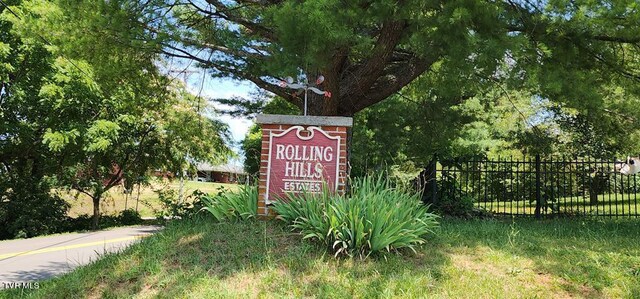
[272, 176, 439, 257]
[200, 185, 258, 222]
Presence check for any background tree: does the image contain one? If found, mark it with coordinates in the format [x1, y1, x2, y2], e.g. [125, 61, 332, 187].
[1, 0, 232, 232]
[0, 0, 98, 237]
[350, 71, 640, 174]
[47, 82, 231, 228]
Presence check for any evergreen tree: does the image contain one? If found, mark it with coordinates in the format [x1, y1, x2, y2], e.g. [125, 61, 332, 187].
[140, 0, 639, 116]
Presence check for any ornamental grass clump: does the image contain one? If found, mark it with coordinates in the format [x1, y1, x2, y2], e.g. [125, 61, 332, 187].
[200, 185, 258, 222]
[272, 176, 439, 257]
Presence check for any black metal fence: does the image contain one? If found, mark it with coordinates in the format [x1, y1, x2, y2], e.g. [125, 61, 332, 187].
[426, 155, 640, 218]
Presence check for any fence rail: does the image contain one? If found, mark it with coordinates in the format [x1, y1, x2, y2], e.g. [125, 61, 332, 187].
[425, 155, 640, 218]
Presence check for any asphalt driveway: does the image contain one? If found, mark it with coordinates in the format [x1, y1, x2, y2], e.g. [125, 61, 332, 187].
[0, 225, 160, 288]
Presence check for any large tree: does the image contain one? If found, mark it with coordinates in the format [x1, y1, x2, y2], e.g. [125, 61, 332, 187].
[140, 0, 639, 116]
[1, 0, 232, 230]
[0, 0, 80, 238]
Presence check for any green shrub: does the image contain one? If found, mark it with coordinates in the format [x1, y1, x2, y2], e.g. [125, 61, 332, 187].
[66, 214, 93, 231]
[118, 209, 142, 225]
[65, 211, 145, 231]
[431, 194, 475, 217]
[430, 171, 489, 218]
[200, 185, 258, 221]
[156, 187, 212, 219]
[0, 178, 70, 240]
[273, 176, 439, 257]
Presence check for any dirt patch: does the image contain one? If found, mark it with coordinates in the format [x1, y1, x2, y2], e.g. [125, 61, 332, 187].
[221, 271, 263, 297]
[136, 282, 159, 298]
[86, 281, 107, 299]
[176, 233, 204, 246]
[449, 250, 506, 277]
[448, 248, 583, 298]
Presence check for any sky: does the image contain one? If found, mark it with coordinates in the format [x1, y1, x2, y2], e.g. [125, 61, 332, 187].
[178, 70, 255, 167]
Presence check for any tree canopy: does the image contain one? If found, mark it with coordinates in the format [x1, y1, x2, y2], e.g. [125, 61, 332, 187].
[141, 0, 639, 116]
[1, 0, 232, 232]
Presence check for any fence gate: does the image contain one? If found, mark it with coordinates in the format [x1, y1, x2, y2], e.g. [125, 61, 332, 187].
[429, 155, 640, 218]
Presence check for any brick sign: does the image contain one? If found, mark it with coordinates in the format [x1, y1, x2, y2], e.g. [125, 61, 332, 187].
[266, 126, 340, 203]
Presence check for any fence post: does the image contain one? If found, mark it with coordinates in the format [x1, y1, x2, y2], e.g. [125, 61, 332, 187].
[534, 154, 542, 219]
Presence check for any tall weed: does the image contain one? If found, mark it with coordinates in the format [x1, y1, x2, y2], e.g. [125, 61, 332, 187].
[273, 176, 439, 257]
[200, 185, 258, 221]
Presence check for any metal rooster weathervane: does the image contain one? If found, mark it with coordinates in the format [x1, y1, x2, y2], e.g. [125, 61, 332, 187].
[278, 75, 332, 116]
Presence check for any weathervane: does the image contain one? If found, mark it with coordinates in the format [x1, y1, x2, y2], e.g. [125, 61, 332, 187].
[278, 75, 332, 116]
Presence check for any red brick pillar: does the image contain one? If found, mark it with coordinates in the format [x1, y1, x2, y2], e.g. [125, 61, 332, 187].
[256, 115, 353, 217]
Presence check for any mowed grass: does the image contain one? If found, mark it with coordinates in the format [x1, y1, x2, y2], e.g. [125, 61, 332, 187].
[3, 217, 639, 298]
[477, 193, 640, 216]
[57, 181, 240, 218]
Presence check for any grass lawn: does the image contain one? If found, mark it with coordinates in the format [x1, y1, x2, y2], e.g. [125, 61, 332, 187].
[3, 217, 639, 298]
[58, 180, 240, 218]
[477, 193, 640, 217]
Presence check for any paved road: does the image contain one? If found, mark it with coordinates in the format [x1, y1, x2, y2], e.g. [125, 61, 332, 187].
[0, 225, 160, 287]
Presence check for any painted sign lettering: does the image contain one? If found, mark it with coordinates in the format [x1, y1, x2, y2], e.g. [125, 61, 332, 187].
[266, 126, 340, 203]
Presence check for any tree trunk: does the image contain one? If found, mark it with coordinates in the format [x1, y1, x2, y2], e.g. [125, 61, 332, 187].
[303, 67, 345, 116]
[178, 174, 185, 205]
[92, 193, 102, 230]
[305, 87, 340, 116]
[588, 172, 606, 206]
[136, 183, 141, 213]
[417, 157, 438, 204]
[589, 192, 598, 206]
[588, 181, 600, 206]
